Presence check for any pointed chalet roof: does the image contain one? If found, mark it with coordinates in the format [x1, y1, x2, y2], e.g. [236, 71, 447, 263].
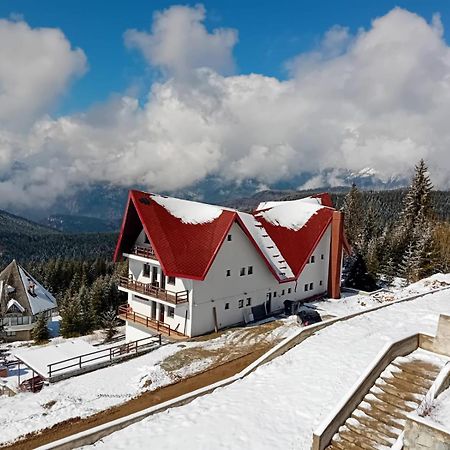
[114, 190, 345, 283]
[0, 260, 57, 316]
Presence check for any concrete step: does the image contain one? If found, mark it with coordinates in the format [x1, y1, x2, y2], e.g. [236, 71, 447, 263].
[358, 400, 407, 425]
[330, 435, 365, 450]
[375, 380, 424, 403]
[379, 374, 429, 396]
[352, 407, 403, 432]
[325, 352, 444, 450]
[369, 386, 419, 412]
[391, 359, 440, 379]
[346, 417, 396, 447]
[350, 410, 401, 440]
[338, 425, 391, 450]
[388, 367, 434, 390]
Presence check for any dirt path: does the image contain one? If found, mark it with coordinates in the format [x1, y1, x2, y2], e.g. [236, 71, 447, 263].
[2, 346, 270, 450]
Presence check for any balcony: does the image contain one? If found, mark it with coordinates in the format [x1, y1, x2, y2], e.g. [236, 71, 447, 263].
[119, 276, 189, 305]
[118, 305, 186, 338]
[128, 244, 158, 261]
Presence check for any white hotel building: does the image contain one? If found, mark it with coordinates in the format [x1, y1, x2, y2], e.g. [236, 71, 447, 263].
[114, 190, 348, 340]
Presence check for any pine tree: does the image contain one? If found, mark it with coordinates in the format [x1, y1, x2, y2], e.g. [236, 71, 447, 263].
[101, 308, 119, 342]
[342, 184, 364, 250]
[60, 292, 83, 338]
[32, 313, 50, 343]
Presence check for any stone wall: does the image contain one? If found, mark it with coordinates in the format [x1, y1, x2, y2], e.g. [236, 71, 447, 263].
[404, 416, 450, 450]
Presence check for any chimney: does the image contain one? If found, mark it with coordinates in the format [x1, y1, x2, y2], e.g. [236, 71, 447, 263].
[328, 211, 344, 299]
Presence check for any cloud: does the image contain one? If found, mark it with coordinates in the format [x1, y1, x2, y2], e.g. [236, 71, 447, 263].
[0, 19, 86, 129]
[124, 4, 238, 78]
[1, 6, 450, 211]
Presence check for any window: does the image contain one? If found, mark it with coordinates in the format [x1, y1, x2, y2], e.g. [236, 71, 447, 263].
[273, 291, 277, 298]
[310, 255, 315, 263]
[281, 289, 285, 296]
[288, 288, 292, 294]
[135, 295, 149, 303]
[320, 280, 323, 286]
[309, 282, 314, 290]
[304, 284, 309, 292]
[168, 307, 175, 318]
[226, 269, 231, 277]
[227, 234, 232, 241]
[143, 263, 151, 277]
[321, 254, 324, 260]
[167, 276, 176, 285]
[225, 303, 230, 310]
[144, 234, 150, 244]
[238, 299, 244, 308]
[6, 331, 16, 337]
[246, 298, 252, 306]
[248, 266, 253, 275]
[240, 267, 246, 276]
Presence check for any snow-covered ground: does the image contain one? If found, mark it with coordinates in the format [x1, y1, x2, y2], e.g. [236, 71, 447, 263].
[308, 274, 450, 317]
[0, 316, 297, 445]
[428, 386, 450, 429]
[84, 274, 450, 450]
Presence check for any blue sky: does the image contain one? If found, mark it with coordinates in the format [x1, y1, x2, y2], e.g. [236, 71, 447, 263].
[1, 0, 450, 114]
[1, 1, 450, 209]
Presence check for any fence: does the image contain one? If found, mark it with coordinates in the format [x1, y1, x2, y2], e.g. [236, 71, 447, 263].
[47, 335, 161, 379]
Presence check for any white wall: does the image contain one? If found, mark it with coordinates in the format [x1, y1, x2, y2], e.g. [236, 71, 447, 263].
[125, 222, 333, 338]
[189, 223, 332, 336]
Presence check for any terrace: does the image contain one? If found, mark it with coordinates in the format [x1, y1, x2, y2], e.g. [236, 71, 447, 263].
[118, 277, 189, 305]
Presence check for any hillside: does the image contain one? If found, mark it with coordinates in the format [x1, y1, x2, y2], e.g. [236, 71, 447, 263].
[42, 214, 120, 233]
[0, 209, 117, 266]
[226, 188, 450, 223]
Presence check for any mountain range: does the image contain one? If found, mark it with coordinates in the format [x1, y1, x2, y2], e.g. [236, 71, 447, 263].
[7, 167, 410, 232]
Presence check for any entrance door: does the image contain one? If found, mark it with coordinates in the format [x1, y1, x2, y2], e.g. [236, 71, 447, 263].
[152, 266, 158, 286]
[159, 304, 165, 322]
[265, 292, 272, 315]
[151, 301, 156, 319]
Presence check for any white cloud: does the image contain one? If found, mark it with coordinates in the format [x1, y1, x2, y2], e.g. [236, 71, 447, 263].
[1, 6, 450, 211]
[0, 19, 86, 129]
[124, 4, 238, 78]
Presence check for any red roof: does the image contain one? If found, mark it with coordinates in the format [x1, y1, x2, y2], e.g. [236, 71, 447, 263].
[114, 190, 342, 282]
[114, 190, 236, 280]
[253, 208, 334, 279]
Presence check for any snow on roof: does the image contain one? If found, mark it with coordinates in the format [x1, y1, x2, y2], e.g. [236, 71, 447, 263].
[6, 299, 25, 313]
[256, 195, 323, 211]
[255, 197, 326, 231]
[238, 212, 294, 280]
[13, 340, 96, 378]
[152, 195, 224, 225]
[115, 190, 337, 282]
[18, 266, 57, 315]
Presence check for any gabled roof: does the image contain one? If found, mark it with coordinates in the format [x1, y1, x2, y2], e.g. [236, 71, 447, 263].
[0, 260, 57, 316]
[114, 190, 341, 282]
[114, 191, 236, 280]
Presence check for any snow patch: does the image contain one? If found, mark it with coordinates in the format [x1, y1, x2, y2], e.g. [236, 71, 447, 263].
[152, 195, 224, 225]
[256, 198, 324, 230]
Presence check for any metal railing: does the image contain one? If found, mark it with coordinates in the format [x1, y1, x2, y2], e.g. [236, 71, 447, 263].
[47, 335, 160, 379]
[119, 276, 189, 304]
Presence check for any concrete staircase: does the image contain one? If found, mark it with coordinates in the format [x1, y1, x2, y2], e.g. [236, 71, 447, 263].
[327, 351, 444, 450]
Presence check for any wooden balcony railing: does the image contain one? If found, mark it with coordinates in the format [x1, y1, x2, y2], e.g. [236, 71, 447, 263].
[130, 245, 158, 261]
[118, 305, 185, 337]
[119, 276, 189, 304]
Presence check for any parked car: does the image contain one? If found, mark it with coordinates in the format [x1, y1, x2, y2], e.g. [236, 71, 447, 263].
[297, 307, 322, 326]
